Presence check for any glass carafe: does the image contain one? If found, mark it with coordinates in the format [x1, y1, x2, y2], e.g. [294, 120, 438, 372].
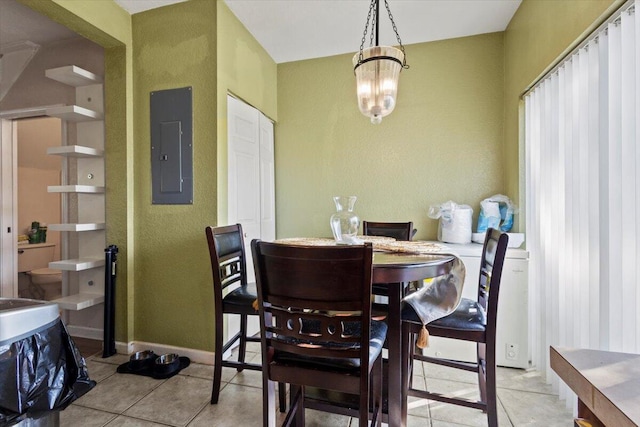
[330, 196, 361, 244]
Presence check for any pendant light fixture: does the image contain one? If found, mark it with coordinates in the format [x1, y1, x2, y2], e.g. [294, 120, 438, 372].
[353, 0, 409, 124]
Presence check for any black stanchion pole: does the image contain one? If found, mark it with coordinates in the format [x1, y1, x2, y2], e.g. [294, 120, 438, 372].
[102, 245, 118, 358]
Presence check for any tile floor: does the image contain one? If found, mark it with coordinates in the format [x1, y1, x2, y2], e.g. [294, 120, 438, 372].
[60, 342, 574, 427]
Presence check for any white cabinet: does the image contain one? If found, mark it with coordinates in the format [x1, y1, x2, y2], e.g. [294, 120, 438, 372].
[45, 65, 105, 313]
[422, 242, 530, 369]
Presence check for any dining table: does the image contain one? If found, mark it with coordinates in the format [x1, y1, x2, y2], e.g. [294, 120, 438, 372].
[275, 237, 459, 427]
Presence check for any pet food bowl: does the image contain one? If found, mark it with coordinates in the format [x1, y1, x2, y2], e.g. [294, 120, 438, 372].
[154, 353, 180, 375]
[129, 350, 155, 371]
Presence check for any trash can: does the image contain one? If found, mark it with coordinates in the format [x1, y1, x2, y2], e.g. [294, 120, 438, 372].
[0, 298, 96, 426]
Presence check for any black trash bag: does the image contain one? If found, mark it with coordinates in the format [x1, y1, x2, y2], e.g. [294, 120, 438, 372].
[0, 319, 96, 426]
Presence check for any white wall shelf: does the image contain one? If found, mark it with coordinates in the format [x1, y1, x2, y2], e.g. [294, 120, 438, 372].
[48, 223, 105, 232]
[47, 145, 103, 157]
[44, 64, 106, 322]
[48, 185, 104, 193]
[45, 65, 102, 87]
[52, 293, 105, 311]
[45, 105, 102, 122]
[49, 257, 105, 271]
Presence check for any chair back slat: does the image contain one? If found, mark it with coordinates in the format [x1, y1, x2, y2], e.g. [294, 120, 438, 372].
[363, 221, 414, 241]
[206, 224, 249, 295]
[267, 306, 363, 344]
[477, 228, 509, 327]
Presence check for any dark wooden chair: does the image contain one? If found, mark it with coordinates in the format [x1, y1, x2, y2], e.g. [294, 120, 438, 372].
[362, 220, 416, 241]
[205, 224, 285, 410]
[401, 227, 509, 427]
[251, 240, 386, 426]
[363, 220, 417, 301]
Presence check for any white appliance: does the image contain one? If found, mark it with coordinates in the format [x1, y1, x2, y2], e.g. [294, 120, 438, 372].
[422, 241, 529, 369]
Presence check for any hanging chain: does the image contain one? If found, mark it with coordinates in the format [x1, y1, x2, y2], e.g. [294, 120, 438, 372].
[358, 0, 377, 64]
[369, 2, 377, 48]
[357, 0, 409, 69]
[384, 0, 409, 68]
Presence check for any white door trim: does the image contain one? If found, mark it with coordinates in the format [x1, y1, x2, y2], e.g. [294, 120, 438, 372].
[0, 119, 18, 297]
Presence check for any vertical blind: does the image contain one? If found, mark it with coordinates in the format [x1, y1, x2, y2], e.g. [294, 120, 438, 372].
[524, 0, 639, 404]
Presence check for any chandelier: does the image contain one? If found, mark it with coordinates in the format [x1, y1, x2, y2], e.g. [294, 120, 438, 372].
[353, 0, 409, 124]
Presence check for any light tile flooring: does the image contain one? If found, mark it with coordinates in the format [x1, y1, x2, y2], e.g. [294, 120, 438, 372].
[60, 343, 574, 426]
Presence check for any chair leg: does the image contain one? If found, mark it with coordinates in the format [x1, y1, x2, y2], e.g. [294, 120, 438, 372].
[477, 342, 488, 406]
[238, 314, 248, 372]
[278, 382, 286, 413]
[284, 384, 304, 427]
[359, 377, 370, 427]
[401, 324, 413, 426]
[484, 343, 498, 427]
[372, 355, 383, 427]
[211, 312, 224, 404]
[294, 385, 305, 426]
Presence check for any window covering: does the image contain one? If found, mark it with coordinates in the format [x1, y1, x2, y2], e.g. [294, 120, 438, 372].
[524, 0, 639, 407]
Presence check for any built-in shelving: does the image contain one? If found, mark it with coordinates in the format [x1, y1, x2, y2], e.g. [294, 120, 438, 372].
[49, 257, 105, 271]
[48, 185, 104, 194]
[47, 145, 103, 157]
[45, 65, 102, 87]
[53, 293, 105, 311]
[48, 223, 105, 232]
[45, 64, 106, 322]
[45, 105, 102, 122]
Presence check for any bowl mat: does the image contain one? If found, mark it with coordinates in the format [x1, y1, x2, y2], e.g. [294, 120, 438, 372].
[117, 356, 190, 379]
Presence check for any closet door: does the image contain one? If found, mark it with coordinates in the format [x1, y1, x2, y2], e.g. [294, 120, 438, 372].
[259, 112, 275, 242]
[227, 95, 274, 281]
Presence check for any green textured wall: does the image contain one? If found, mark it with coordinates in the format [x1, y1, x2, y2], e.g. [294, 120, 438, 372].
[277, 33, 504, 240]
[503, 0, 619, 227]
[132, 1, 217, 350]
[216, 1, 277, 224]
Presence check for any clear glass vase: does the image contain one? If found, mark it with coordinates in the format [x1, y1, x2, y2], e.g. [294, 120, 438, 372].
[330, 196, 361, 244]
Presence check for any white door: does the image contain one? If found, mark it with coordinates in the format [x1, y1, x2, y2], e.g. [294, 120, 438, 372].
[227, 95, 275, 346]
[227, 95, 276, 281]
[0, 119, 18, 297]
[228, 95, 261, 281]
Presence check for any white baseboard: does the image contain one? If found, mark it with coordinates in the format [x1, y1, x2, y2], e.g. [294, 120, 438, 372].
[115, 341, 215, 365]
[66, 329, 216, 365]
[67, 325, 102, 340]
[115, 340, 134, 355]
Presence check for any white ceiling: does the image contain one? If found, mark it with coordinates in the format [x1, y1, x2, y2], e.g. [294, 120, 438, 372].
[0, 0, 78, 48]
[222, 0, 522, 63]
[113, 0, 188, 15]
[1, 0, 521, 64]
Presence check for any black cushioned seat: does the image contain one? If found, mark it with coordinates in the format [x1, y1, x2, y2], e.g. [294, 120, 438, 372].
[402, 298, 486, 332]
[222, 282, 258, 315]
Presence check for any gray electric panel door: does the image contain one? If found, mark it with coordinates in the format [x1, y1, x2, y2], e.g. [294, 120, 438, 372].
[150, 87, 193, 204]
